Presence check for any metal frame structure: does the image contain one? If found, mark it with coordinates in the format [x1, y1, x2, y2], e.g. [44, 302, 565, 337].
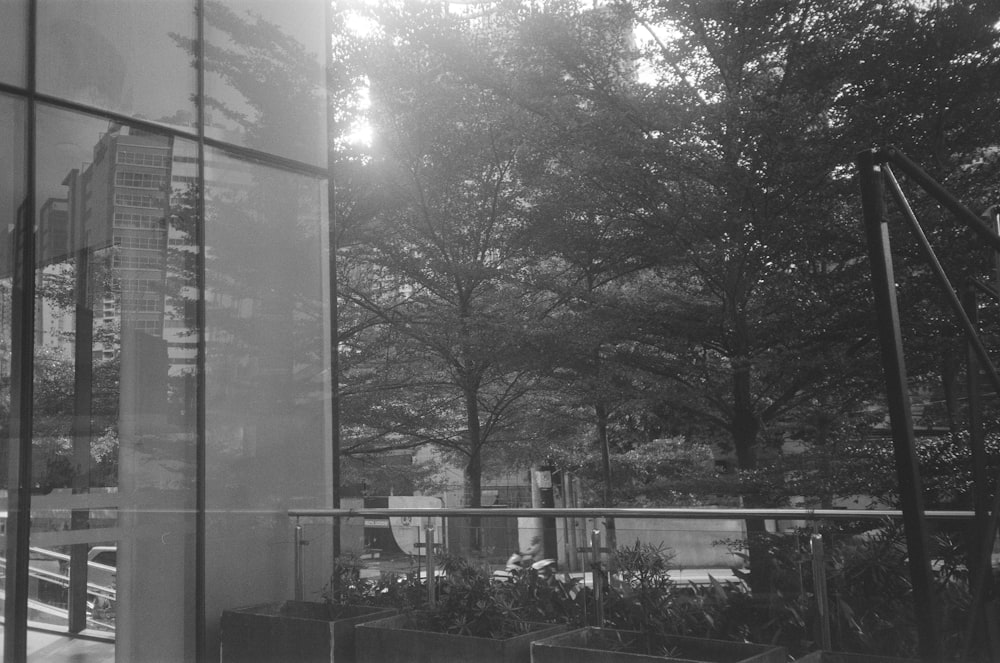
[857, 147, 1000, 663]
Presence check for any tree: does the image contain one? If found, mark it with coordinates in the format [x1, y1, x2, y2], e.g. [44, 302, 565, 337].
[838, 0, 1000, 434]
[508, 0, 885, 591]
[331, 0, 1000, 553]
[340, 2, 554, 513]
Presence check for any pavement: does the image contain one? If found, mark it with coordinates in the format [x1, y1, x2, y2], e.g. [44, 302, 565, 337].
[0, 629, 114, 662]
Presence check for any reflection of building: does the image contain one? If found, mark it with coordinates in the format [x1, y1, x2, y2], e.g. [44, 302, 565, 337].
[42, 125, 198, 375]
[36, 197, 71, 350]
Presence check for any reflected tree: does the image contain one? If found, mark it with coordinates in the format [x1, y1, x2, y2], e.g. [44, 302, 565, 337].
[173, 3, 333, 501]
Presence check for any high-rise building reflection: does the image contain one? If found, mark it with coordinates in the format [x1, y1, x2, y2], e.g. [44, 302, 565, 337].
[40, 124, 198, 380]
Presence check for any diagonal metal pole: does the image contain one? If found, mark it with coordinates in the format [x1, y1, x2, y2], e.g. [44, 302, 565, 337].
[882, 165, 1000, 660]
[971, 278, 1000, 302]
[856, 149, 941, 663]
[882, 166, 1000, 397]
[884, 148, 1000, 252]
[958, 210, 1000, 662]
[963, 283, 992, 661]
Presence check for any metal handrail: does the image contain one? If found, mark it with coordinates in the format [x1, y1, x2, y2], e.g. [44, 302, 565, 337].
[290, 505, 982, 643]
[290, 507, 979, 600]
[289, 506, 976, 520]
[291, 505, 984, 647]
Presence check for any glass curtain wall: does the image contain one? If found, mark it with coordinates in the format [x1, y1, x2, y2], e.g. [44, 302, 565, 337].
[1, 1, 332, 661]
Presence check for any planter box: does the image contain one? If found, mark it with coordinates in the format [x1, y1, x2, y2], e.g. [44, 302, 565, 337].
[356, 613, 567, 663]
[221, 600, 396, 663]
[531, 627, 787, 663]
[794, 653, 919, 663]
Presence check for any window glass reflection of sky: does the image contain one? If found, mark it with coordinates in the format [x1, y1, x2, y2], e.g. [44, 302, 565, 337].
[0, 95, 26, 279]
[0, 0, 27, 87]
[37, 0, 198, 133]
[204, 0, 328, 166]
[35, 106, 114, 212]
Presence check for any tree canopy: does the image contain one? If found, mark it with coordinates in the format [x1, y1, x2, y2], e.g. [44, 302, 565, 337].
[330, 0, 1000, 517]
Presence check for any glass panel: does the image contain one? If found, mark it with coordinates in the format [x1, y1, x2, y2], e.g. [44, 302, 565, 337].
[0, 92, 28, 632]
[36, 0, 198, 133]
[203, 149, 332, 652]
[32, 105, 199, 660]
[0, 0, 27, 86]
[203, 0, 328, 166]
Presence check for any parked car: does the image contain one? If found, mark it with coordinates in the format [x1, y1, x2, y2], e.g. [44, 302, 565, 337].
[56, 545, 117, 593]
[87, 546, 117, 592]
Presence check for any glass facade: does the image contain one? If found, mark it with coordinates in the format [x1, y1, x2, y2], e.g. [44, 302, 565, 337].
[203, 1, 329, 166]
[36, 1, 199, 133]
[1, 2, 332, 661]
[203, 151, 332, 651]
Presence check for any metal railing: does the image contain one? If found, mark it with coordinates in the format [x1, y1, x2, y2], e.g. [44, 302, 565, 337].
[0, 548, 117, 634]
[290, 505, 977, 521]
[289, 505, 982, 650]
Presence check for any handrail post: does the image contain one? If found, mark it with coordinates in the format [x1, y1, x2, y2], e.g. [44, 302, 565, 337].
[294, 517, 304, 601]
[811, 528, 831, 650]
[426, 524, 436, 607]
[591, 528, 603, 627]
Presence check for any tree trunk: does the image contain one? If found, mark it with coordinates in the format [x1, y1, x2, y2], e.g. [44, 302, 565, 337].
[733, 360, 772, 595]
[464, 386, 483, 552]
[595, 401, 616, 552]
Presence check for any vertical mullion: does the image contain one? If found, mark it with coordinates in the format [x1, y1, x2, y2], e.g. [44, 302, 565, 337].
[325, 0, 341, 563]
[4, 0, 37, 659]
[194, 0, 208, 660]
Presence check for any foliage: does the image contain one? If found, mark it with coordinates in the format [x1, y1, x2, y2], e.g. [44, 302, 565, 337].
[324, 554, 428, 611]
[612, 540, 675, 594]
[715, 523, 973, 659]
[823, 431, 1000, 509]
[332, 0, 1000, 529]
[603, 541, 679, 639]
[553, 435, 731, 507]
[4, 346, 123, 491]
[325, 552, 577, 638]
[326, 531, 972, 657]
[333, 0, 562, 508]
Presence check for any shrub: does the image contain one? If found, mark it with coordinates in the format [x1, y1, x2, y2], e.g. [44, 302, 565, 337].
[323, 531, 971, 657]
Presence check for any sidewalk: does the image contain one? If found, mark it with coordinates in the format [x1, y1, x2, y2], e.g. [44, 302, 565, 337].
[0, 629, 114, 663]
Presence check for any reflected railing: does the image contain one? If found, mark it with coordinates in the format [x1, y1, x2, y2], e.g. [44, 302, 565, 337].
[290, 506, 989, 657]
[0, 490, 120, 638]
[0, 548, 116, 635]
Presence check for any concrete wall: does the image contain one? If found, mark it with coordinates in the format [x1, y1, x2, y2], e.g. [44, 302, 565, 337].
[579, 517, 747, 569]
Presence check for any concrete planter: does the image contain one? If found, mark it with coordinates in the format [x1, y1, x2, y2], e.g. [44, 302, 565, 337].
[355, 613, 567, 663]
[530, 627, 787, 663]
[220, 600, 396, 663]
[793, 653, 919, 663]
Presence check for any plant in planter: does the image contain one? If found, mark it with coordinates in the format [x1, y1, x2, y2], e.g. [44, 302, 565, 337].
[531, 627, 788, 663]
[354, 558, 567, 663]
[792, 653, 918, 663]
[220, 600, 396, 663]
[355, 612, 566, 663]
[220, 555, 414, 663]
[323, 553, 428, 611]
[532, 541, 786, 662]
